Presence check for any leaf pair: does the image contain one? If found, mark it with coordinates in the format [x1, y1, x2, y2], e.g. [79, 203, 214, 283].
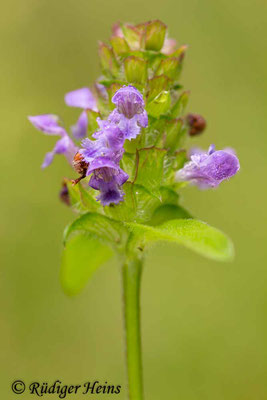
[61, 212, 234, 295]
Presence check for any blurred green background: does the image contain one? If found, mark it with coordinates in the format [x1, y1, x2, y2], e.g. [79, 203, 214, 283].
[1, 0, 266, 399]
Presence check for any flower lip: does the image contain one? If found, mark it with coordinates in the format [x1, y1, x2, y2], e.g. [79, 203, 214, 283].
[96, 182, 125, 206]
[28, 114, 65, 135]
[64, 87, 97, 111]
[87, 157, 128, 184]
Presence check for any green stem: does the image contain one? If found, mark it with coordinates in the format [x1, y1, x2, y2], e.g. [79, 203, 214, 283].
[122, 257, 144, 400]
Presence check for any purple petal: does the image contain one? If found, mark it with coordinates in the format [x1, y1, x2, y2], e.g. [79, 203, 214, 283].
[80, 137, 104, 162]
[71, 111, 88, 140]
[208, 144, 216, 155]
[28, 114, 65, 135]
[54, 136, 69, 154]
[137, 111, 148, 128]
[42, 136, 77, 168]
[42, 152, 55, 168]
[65, 88, 97, 111]
[96, 182, 125, 206]
[87, 157, 121, 175]
[110, 113, 141, 140]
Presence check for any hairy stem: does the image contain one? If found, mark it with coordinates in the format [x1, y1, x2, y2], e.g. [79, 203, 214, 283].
[122, 257, 144, 400]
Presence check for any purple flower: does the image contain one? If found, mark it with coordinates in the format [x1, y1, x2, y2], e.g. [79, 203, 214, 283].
[65, 88, 98, 140]
[80, 120, 125, 163]
[176, 145, 240, 188]
[28, 114, 77, 168]
[109, 85, 148, 140]
[87, 157, 128, 206]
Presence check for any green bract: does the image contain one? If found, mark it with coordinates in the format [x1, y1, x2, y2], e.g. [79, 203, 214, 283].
[61, 20, 234, 295]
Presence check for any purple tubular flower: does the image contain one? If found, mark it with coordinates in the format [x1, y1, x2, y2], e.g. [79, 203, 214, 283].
[80, 120, 125, 163]
[65, 87, 98, 140]
[109, 85, 148, 140]
[28, 114, 77, 168]
[176, 145, 240, 189]
[87, 157, 128, 206]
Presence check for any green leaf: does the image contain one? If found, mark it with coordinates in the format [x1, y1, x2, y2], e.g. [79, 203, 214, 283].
[121, 152, 137, 181]
[149, 204, 192, 226]
[61, 233, 113, 296]
[127, 219, 234, 261]
[63, 212, 128, 251]
[66, 181, 101, 214]
[159, 186, 179, 204]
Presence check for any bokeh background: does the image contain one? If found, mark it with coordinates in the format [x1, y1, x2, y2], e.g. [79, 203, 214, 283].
[1, 0, 266, 399]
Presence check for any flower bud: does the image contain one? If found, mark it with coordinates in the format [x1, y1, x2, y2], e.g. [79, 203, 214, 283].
[186, 113, 206, 136]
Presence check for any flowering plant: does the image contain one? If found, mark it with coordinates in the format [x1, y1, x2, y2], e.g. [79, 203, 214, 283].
[29, 20, 239, 400]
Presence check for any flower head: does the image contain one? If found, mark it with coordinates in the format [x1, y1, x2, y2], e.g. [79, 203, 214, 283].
[176, 145, 240, 188]
[28, 114, 77, 168]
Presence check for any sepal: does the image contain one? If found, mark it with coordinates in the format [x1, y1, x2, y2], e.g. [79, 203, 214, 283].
[144, 20, 167, 51]
[98, 42, 119, 77]
[124, 56, 147, 85]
